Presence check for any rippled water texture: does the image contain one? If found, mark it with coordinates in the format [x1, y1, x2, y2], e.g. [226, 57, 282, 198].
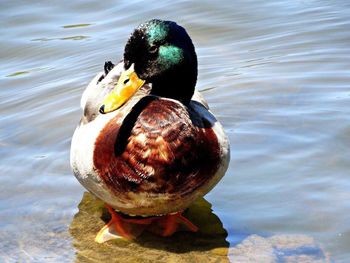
[1, 0, 350, 262]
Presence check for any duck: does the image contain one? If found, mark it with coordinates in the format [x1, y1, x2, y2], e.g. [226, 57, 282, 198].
[70, 19, 230, 243]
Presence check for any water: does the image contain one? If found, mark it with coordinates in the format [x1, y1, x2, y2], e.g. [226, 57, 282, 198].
[1, 0, 350, 262]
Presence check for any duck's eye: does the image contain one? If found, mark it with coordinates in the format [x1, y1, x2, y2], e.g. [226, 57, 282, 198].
[124, 78, 130, 85]
[149, 45, 158, 54]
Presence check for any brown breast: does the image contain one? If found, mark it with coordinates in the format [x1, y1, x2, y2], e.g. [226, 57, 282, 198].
[93, 96, 220, 197]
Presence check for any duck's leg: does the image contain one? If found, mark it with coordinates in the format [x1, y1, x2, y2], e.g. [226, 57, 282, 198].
[95, 207, 199, 243]
[156, 212, 199, 237]
[95, 205, 158, 243]
[95, 205, 132, 243]
[95, 204, 158, 243]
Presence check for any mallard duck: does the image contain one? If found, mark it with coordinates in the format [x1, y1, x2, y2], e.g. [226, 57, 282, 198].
[70, 19, 230, 243]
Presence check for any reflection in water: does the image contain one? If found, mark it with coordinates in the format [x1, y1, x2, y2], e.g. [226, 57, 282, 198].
[70, 192, 330, 263]
[31, 36, 90, 42]
[70, 193, 331, 262]
[70, 192, 230, 262]
[5, 71, 30, 77]
[62, 23, 92, 29]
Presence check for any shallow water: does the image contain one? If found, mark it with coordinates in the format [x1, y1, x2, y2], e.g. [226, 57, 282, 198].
[1, 0, 350, 262]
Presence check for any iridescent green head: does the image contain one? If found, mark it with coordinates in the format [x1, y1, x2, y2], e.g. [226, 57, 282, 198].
[124, 19, 197, 103]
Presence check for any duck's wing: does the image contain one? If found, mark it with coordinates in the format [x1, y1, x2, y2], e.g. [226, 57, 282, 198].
[93, 97, 222, 197]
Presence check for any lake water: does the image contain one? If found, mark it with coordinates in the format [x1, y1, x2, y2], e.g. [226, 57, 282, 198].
[1, 0, 350, 262]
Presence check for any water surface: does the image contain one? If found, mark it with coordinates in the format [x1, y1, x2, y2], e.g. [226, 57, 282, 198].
[1, 0, 350, 262]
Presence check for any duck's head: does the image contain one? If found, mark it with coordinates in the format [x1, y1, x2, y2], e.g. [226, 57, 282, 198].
[100, 19, 197, 114]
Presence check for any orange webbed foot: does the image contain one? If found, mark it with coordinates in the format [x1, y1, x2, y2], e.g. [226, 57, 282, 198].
[150, 211, 199, 237]
[95, 206, 199, 243]
[95, 205, 156, 243]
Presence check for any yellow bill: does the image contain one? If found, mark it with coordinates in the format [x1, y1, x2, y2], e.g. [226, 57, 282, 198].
[99, 64, 145, 114]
